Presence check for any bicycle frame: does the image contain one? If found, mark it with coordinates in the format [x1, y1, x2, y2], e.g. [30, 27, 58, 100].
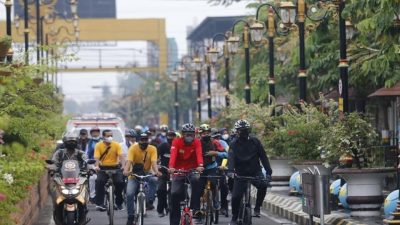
[103, 169, 119, 225]
[173, 170, 196, 225]
[132, 173, 153, 225]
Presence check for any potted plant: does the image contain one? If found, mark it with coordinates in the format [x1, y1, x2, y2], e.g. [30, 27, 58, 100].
[0, 36, 12, 62]
[320, 112, 395, 217]
[275, 103, 332, 175]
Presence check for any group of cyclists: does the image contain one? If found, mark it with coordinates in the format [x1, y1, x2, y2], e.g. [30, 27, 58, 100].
[51, 119, 272, 225]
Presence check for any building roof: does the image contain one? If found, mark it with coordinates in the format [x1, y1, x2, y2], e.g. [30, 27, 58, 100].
[369, 82, 400, 97]
[187, 16, 245, 42]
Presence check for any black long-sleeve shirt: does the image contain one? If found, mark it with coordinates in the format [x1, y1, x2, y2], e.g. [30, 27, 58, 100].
[157, 142, 171, 168]
[228, 136, 272, 176]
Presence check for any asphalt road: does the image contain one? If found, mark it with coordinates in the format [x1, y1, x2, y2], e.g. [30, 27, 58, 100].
[34, 199, 297, 225]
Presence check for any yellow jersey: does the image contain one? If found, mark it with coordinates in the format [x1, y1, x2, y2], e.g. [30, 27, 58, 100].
[94, 141, 123, 166]
[127, 143, 157, 173]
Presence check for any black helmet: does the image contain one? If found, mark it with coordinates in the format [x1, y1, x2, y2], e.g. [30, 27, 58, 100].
[63, 132, 78, 143]
[167, 129, 177, 136]
[181, 123, 196, 133]
[211, 128, 220, 138]
[234, 119, 251, 130]
[198, 124, 211, 133]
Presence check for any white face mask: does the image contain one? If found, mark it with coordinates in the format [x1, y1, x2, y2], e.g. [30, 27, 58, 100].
[222, 134, 229, 140]
[92, 136, 100, 140]
[161, 132, 167, 136]
[104, 136, 113, 143]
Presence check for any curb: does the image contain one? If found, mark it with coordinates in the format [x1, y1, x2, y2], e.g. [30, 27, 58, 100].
[252, 190, 372, 225]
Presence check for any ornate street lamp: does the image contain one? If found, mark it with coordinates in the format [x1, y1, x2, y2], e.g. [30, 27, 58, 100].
[250, 3, 285, 107]
[345, 21, 356, 40]
[154, 81, 160, 91]
[4, 0, 13, 63]
[279, 0, 327, 103]
[170, 69, 179, 130]
[230, 19, 252, 104]
[207, 47, 219, 65]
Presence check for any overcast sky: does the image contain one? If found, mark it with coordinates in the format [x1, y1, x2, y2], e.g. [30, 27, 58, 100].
[0, 0, 254, 104]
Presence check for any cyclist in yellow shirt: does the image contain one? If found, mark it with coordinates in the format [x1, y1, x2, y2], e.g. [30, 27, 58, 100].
[123, 132, 161, 225]
[94, 129, 126, 211]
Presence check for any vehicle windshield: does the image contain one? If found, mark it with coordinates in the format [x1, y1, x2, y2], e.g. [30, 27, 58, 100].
[70, 128, 124, 143]
[61, 160, 80, 179]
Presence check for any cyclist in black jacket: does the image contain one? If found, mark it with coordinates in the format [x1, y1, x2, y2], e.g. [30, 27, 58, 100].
[228, 119, 272, 225]
[156, 130, 176, 217]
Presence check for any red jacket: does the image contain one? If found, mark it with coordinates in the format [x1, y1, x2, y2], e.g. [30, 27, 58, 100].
[169, 137, 203, 170]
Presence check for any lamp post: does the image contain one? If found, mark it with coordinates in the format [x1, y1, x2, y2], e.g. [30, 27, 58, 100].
[5, 0, 12, 63]
[193, 57, 202, 122]
[279, 0, 327, 103]
[208, 32, 231, 107]
[206, 48, 213, 119]
[250, 3, 285, 106]
[228, 19, 252, 104]
[24, 0, 29, 64]
[170, 69, 179, 130]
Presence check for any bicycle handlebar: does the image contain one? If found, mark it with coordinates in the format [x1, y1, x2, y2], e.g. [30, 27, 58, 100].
[130, 173, 155, 179]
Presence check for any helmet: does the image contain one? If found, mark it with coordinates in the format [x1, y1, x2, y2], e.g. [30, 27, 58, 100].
[211, 128, 220, 138]
[125, 129, 136, 137]
[63, 132, 78, 143]
[160, 124, 169, 132]
[230, 128, 237, 135]
[139, 132, 149, 139]
[90, 126, 100, 133]
[234, 119, 251, 130]
[181, 123, 196, 133]
[198, 124, 211, 133]
[134, 125, 143, 132]
[167, 130, 176, 136]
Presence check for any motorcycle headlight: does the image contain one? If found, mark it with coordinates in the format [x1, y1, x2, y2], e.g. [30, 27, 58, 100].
[71, 188, 80, 195]
[61, 189, 69, 195]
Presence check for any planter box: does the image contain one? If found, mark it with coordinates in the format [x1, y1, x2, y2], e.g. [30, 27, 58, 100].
[270, 159, 294, 191]
[333, 167, 395, 217]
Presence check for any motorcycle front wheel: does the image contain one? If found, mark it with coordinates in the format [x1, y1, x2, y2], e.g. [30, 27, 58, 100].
[66, 211, 75, 225]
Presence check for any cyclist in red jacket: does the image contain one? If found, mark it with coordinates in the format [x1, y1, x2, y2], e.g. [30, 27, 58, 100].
[169, 123, 204, 225]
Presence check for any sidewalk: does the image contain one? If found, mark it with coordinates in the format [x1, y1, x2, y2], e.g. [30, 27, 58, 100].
[255, 190, 385, 225]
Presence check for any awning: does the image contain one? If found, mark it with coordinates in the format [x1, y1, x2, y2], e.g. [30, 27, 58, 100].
[368, 82, 400, 97]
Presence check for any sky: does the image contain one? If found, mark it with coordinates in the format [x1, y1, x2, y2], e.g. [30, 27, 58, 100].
[0, 0, 255, 104]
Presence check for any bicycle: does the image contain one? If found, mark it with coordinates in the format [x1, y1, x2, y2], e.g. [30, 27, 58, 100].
[173, 169, 198, 225]
[158, 165, 172, 215]
[234, 175, 268, 225]
[131, 173, 154, 225]
[200, 174, 222, 225]
[103, 169, 120, 225]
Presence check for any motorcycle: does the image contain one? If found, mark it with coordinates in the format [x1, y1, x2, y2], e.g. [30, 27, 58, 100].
[46, 159, 95, 225]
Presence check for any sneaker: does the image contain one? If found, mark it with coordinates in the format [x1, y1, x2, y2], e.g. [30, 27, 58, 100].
[96, 204, 106, 211]
[229, 220, 237, 225]
[126, 216, 135, 225]
[220, 207, 229, 217]
[158, 212, 165, 217]
[193, 210, 203, 219]
[89, 197, 96, 204]
[116, 204, 125, 211]
[253, 207, 260, 217]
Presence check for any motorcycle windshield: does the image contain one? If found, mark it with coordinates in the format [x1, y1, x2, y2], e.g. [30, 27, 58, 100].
[61, 160, 80, 184]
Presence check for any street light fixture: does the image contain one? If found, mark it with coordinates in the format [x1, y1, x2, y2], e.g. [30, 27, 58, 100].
[345, 21, 356, 40]
[279, 1, 296, 26]
[249, 21, 265, 45]
[226, 35, 240, 55]
[170, 69, 179, 130]
[70, 0, 78, 15]
[154, 81, 160, 91]
[207, 47, 219, 64]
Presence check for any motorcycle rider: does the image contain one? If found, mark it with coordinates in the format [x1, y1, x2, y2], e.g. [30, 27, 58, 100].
[228, 120, 272, 225]
[156, 129, 176, 217]
[52, 132, 88, 172]
[168, 123, 204, 225]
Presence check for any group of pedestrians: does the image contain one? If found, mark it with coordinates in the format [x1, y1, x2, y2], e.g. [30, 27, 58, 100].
[51, 119, 272, 225]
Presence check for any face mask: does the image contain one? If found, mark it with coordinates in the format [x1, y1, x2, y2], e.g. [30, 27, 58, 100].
[92, 136, 100, 140]
[222, 134, 229, 140]
[184, 136, 194, 143]
[201, 135, 211, 142]
[238, 130, 250, 140]
[161, 132, 167, 136]
[104, 137, 113, 143]
[65, 142, 77, 150]
[139, 143, 149, 150]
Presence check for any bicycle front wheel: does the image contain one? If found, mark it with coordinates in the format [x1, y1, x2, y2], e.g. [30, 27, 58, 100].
[205, 192, 213, 225]
[136, 194, 146, 225]
[108, 185, 114, 225]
